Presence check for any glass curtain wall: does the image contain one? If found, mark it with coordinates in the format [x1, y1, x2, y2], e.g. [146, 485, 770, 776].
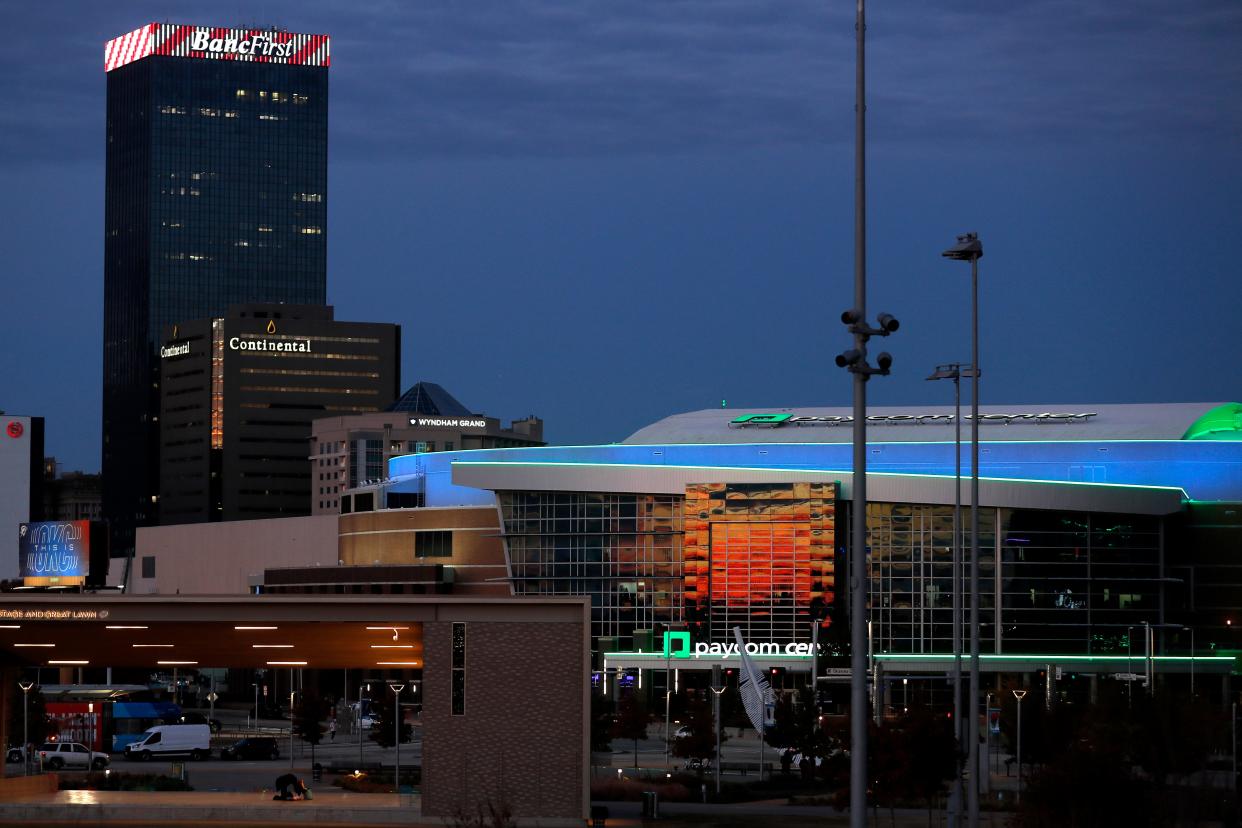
[500, 492, 683, 647]
[867, 503, 1161, 655]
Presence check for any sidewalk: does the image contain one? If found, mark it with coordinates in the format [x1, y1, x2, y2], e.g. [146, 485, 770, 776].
[0, 788, 418, 825]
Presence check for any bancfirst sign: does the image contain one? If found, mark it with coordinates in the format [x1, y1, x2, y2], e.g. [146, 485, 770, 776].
[105, 24, 331, 73]
[229, 337, 311, 353]
[731, 412, 1098, 427]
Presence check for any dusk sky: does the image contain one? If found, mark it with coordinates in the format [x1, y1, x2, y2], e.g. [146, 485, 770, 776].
[1, 1, 1239, 472]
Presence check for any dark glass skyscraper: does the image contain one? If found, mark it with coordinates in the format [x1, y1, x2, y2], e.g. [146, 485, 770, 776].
[102, 25, 330, 556]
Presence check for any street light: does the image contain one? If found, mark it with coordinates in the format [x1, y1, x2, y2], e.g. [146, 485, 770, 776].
[388, 683, 405, 793]
[927, 361, 975, 828]
[1183, 626, 1196, 698]
[18, 681, 34, 776]
[942, 231, 983, 828]
[1012, 689, 1027, 802]
[710, 666, 726, 797]
[359, 682, 370, 769]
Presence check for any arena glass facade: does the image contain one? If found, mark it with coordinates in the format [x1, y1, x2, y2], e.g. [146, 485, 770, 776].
[378, 403, 1242, 675]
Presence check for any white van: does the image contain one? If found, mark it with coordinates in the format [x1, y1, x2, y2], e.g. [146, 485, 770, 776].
[123, 724, 212, 761]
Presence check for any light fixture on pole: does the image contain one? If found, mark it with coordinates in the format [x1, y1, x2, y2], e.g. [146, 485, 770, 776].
[942, 231, 983, 828]
[926, 361, 973, 828]
[388, 683, 405, 792]
[18, 681, 34, 776]
[1012, 689, 1027, 802]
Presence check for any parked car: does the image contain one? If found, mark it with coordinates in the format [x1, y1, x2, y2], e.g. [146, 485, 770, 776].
[220, 736, 280, 761]
[5, 745, 26, 764]
[124, 724, 212, 761]
[38, 741, 110, 770]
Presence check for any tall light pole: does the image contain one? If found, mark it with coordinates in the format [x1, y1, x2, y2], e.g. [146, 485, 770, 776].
[388, 683, 405, 792]
[927, 362, 972, 828]
[1012, 689, 1027, 802]
[710, 665, 726, 797]
[942, 231, 983, 828]
[1127, 626, 1134, 709]
[18, 681, 34, 776]
[359, 682, 369, 769]
[1184, 626, 1195, 698]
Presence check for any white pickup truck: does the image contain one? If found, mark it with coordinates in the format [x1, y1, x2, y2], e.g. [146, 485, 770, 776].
[38, 741, 111, 770]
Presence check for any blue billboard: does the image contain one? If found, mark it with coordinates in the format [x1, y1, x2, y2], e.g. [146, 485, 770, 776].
[18, 520, 91, 585]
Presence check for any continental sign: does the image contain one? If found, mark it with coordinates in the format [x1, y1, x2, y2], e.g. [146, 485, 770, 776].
[731, 412, 1098, 428]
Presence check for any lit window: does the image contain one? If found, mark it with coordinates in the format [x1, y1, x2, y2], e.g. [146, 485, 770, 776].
[258, 90, 268, 98]
[299, 226, 322, 235]
[224, 110, 239, 118]
[292, 94, 308, 105]
[199, 108, 219, 117]
[236, 89, 249, 99]
[258, 225, 272, 233]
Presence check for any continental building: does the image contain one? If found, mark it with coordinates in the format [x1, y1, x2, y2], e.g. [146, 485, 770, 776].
[310, 381, 544, 515]
[102, 24, 330, 555]
[158, 304, 398, 523]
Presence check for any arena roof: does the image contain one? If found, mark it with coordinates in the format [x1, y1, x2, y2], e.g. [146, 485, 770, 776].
[623, 403, 1240, 445]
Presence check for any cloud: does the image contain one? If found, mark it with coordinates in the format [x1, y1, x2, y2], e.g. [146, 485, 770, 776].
[0, 0, 1238, 163]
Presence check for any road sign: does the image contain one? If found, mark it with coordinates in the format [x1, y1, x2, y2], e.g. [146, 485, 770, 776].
[1113, 673, 1148, 684]
[206, 692, 218, 703]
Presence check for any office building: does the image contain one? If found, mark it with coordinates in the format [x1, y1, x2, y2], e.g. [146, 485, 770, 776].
[102, 24, 330, 553]
[310, 381, 544, 514]
[158, 304, 398, 523]
[0, 415, 45, 580]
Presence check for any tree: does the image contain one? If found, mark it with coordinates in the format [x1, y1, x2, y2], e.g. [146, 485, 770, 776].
[670, 696, 727, 765]
[612, 693, 648, 768]
[7, 685, 52, 748]
[590, 694, 614, 753]
[292, 688, 329, 766]
[368, 691, 412, 748]
[767, 688, 823, 757]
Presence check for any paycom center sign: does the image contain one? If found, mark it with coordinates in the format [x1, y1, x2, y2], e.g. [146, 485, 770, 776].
[19, 520, 91, 587]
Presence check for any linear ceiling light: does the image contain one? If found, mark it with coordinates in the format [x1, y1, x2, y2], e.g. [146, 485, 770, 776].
[252, 644, 294, 648]
[235, 626, 278, 630]
[14, 643, 54, 648]
[377, 662, 420, 666]
[49, 660, 88, 665]
[106, 625, 149, 630]
[158, 661, 197, 666]
[132, 644, 175, 648]
[370, 645, 414, 649]
[266, 661, 307, 666]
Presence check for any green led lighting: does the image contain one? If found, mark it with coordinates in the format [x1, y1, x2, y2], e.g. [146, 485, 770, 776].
[452, 461, 1188, 496]
[1182, 403, 1242, 441]
[876, 653, 1234, 663]
[603, 651, 813, 660]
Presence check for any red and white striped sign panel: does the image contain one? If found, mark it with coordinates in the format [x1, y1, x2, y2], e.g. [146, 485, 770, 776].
[105, 24, 330, 73]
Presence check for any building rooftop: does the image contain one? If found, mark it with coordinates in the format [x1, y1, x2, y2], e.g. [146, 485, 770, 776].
[623, 402, 1242, 445]
[385, 382, 474, 418]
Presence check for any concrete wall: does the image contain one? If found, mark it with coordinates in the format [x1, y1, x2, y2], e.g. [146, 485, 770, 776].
[134, 514, 338, 594]
[422, 614, 588, 821]
[339, 507, 509, 595]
